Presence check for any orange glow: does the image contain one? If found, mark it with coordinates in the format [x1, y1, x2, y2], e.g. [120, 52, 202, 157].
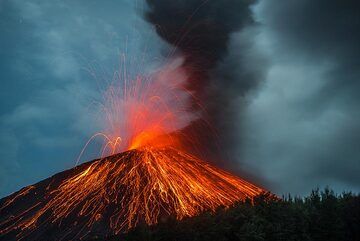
[77, 58, 197, 164]
[0, 148, 264, 239]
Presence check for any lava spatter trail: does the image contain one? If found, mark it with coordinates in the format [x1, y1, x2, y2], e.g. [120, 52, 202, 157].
[0, 147, 265, 240]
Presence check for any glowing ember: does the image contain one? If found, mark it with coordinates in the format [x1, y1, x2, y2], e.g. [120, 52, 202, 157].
[0, 147, 264, 240]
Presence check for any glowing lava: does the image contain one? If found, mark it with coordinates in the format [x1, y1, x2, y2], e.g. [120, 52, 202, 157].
[0, 148, 264, 240]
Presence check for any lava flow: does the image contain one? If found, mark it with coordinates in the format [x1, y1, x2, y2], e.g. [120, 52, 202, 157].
[0, 147, 264, 240]
[0, 59, 266, 240]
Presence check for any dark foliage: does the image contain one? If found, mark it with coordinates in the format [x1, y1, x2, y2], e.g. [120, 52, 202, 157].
[93, 188, 359, 241]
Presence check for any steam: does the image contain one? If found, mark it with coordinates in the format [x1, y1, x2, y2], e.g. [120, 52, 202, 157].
[144, 0, 266, 166]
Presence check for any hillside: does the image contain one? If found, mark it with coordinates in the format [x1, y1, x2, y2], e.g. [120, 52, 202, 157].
[0, 148, 265, 241]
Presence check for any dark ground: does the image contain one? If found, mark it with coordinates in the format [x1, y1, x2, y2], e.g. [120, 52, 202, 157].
[97, 188, 360, 241]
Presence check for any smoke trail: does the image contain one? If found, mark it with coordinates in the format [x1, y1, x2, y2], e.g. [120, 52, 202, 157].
[144, 0, 266, 167]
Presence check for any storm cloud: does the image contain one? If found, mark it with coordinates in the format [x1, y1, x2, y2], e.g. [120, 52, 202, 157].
[242, 0, 360, 195]
[0, 0, 359, 198]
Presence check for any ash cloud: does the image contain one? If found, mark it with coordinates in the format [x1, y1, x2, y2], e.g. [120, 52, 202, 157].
[144, 0, 267, 168]
[144, 0, 360, 195]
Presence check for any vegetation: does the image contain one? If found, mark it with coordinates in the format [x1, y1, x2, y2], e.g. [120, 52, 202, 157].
[103, 188, 360, 241]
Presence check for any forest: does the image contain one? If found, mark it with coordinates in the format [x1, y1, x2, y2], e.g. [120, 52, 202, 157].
[97, 188, 360, 241]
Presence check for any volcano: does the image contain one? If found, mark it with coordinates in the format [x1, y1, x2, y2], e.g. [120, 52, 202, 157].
[0, 147, 265, 241]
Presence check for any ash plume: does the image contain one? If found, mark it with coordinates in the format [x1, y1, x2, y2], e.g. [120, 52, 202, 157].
[144, 0, 266, 167]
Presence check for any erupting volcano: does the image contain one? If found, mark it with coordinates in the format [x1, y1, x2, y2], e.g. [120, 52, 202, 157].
[1, 40, 267, 241]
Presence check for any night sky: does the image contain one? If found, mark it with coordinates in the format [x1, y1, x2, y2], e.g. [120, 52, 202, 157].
[0, 0, 359, 197]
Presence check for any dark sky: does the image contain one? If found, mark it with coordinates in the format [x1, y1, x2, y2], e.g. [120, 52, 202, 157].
[0, 0, 359, 197]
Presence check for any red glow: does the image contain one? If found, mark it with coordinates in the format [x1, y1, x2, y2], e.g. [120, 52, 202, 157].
[77, 58, 197, 163]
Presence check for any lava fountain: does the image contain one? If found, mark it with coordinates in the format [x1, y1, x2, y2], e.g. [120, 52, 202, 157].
[77, 58, 199, 162]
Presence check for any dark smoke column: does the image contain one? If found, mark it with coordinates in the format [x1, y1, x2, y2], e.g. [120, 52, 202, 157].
[145, 0, 264, 168]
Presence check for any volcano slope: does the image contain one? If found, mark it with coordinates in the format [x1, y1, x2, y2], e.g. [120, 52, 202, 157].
[0, 147, 265, 241]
